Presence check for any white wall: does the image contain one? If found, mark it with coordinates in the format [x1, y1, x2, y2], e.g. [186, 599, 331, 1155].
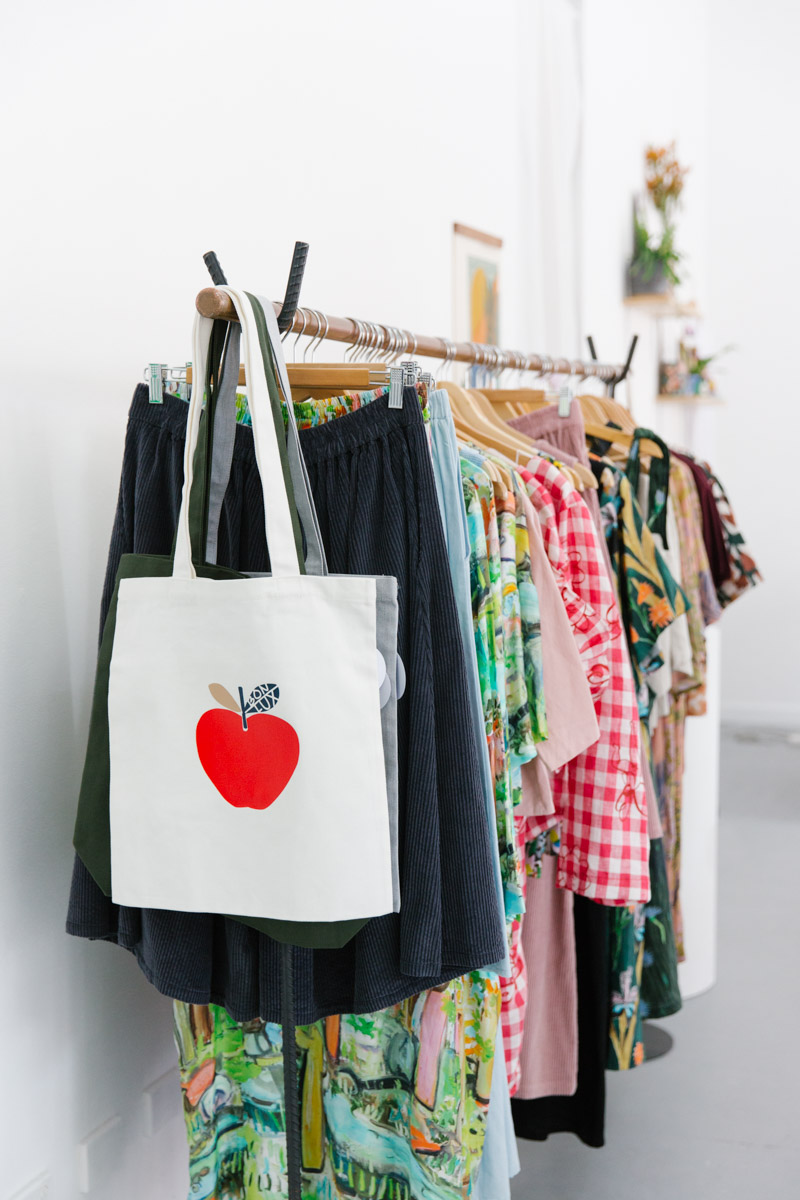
[0, 2, 537, 1197]
[579, 0, 800, 729]
[579, 0, 712, 423]
[707, 0, 800, 728]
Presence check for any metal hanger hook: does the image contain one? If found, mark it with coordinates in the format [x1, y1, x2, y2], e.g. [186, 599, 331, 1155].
[292, 308, 308, 362]
[314, 310, 329, 359]
[571, 358, 588, 384]
[304, 310, 328, 362]
[369, 324, 388, 362]
[365, 323, 377, 361]
[436, 337, 452, 378]
[302, 311, 316, 362]
[348, 319, 366, 362]
[388, 326, 403, 364]
[351, 321, 369, 363]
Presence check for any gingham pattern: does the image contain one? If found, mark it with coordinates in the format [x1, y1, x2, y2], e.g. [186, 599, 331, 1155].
[519, 473, 612, 698]
[500, 817, 528, 1095]
[522, 460, 650, 905]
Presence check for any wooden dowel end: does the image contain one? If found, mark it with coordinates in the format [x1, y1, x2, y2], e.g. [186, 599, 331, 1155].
[197, 287, 238, 321]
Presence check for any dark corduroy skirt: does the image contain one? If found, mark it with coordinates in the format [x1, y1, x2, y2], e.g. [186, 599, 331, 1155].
[67, 385, 506, 1022]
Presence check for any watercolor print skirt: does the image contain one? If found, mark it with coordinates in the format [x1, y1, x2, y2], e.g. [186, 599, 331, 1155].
[174, 971, 501, 1200]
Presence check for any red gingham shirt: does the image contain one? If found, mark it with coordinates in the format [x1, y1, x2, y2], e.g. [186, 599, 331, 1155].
[521, 459, 650, 905]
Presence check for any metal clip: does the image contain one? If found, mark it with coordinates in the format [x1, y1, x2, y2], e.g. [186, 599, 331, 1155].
[148, 363, 165, 405]
[388, 366, 404, 409]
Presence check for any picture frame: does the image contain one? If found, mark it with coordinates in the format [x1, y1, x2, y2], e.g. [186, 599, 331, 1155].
[452, 223, 503, 347]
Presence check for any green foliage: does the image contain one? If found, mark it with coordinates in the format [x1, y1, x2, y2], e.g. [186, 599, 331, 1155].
[679, 341, 734, 374]
[632, 211, 681, 286]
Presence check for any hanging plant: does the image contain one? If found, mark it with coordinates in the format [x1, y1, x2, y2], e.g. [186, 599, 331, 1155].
[627, 143, 689, 295]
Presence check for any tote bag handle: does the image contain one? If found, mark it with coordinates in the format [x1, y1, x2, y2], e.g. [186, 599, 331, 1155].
[203, 298, 327, 576]
[174, 288, 303, 581]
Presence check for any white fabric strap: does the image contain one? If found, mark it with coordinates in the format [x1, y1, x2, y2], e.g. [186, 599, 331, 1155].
[173, 289, 302, 581]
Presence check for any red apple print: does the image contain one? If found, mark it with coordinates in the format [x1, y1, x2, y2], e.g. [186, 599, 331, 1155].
[196, 682, 299, 810]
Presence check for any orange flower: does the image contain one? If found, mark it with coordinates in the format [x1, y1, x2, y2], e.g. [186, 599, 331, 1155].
[630, 629, 640, 643]
[649, 597, 673, 629]
[637, 582, 654, 604]
[633, 1041, 645, 1066]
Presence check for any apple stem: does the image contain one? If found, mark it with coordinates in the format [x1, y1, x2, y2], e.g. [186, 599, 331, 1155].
[238, 686, 248, 731]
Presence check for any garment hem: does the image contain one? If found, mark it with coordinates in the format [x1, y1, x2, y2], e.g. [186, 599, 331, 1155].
[66, 924, 508, 1023]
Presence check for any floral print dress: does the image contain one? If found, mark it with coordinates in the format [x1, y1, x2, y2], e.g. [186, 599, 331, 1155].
[591, 452, 686, 1067]
[461, 461, 525, 925]
[174, 973, 500, 1200]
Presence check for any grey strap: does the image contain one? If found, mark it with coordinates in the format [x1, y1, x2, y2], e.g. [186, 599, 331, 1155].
[204, 300, 327, 576]
[205, 324, 241, 565]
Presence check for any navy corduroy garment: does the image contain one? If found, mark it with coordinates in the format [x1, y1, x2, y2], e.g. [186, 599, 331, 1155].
[67, 384, 506, 1023]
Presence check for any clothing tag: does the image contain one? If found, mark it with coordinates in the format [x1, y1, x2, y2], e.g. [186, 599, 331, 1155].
[148, 364, 165, 404]
[558, 384, 572, 418]
[388, 366, 404, 409]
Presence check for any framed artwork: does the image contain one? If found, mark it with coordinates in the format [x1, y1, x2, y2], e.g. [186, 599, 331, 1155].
[452, 223, 502, 347]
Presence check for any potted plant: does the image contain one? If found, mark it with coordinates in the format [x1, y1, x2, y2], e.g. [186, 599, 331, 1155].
[659, 334, 732, 396]
[627, 143, 688, 296]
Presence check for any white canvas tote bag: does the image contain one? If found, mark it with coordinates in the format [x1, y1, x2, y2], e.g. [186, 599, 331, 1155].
[108, 287, 394, 922]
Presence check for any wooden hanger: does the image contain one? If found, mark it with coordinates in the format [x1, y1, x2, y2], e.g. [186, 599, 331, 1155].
[482, 387, 548, 420]
[486, 388, 652, 463]
[477, 388, 599, 489]
[467, 388, 548, 461]
[483, 456, 513, 492]
[288, 363, 390, 401]
[439, 382, 536, 492]
[581, 421, 663, 458]
[440, 381, 529, 462]
[577, 391, 637, 434]
[187, 362, 390, 401]
[576, 392, 609, 427]
[490, 390, 552, 415]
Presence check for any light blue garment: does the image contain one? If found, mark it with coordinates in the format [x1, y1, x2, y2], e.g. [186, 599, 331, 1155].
[475, 1024, 521, 1200]
[428, 390, 510, 976]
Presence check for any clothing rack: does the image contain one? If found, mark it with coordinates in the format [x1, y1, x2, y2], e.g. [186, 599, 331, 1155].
[195, 287, 629, 386]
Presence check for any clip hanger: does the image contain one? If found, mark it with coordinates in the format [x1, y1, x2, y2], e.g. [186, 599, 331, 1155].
[388, 366, 404, 409]
[147, 363, 165, 405]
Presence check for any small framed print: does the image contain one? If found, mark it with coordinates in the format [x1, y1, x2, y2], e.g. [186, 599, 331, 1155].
[453, 223, 503, 346]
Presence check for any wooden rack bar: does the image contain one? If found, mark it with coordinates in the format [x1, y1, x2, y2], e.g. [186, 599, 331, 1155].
[196, 287, 623, 382]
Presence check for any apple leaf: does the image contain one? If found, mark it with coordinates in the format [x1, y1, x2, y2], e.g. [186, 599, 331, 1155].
[209, 683, 241, 713]
[245, 683, 280, 714]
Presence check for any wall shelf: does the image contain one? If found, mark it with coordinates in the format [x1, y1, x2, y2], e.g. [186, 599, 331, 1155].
[624, 295, 702, 318]
[656, 393, 725, 406]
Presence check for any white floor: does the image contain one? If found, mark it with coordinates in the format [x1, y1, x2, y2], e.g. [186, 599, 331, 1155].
[511, 728, 800, 1199]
